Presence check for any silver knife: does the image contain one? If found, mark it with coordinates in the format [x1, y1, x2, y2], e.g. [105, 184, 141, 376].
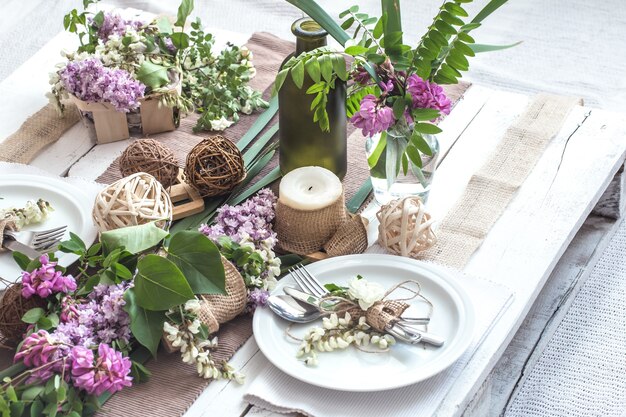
[3, 239, 42, 260]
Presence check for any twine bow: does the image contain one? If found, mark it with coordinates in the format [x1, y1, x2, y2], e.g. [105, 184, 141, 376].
[320, 280, 433, 332]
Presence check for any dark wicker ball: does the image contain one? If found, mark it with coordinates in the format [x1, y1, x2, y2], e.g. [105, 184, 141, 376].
[0, 283, 46, 345]
[119, 139, 179, 188]
[184, 135, 246, 197]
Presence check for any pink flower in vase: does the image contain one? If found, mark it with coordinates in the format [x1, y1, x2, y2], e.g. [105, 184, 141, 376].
[350, 94, 396, 137]
[406, 74, 451, 115]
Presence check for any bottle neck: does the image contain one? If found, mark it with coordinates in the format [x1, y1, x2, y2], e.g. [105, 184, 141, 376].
[292, 18, 328, 55]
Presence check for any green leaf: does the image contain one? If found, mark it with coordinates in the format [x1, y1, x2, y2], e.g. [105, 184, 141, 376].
[405, 145, 423, 169]
[392, 98, 406, 119]
[21, 386, 44, 402]
[156, 17, 173, 34]
[435, 20, 456, 36]
[341, 17, 355, 30]
[166, 231, 226, 295]
[170, 32, 190, 49]
[130, 360, 152, 382]
[367, 131, 387, 168]
[373, 16, 384, 39]
[453, 41, 476, 57]
[346, 178, 372, 214]
[100, 222, 168, 255]
[470, 41, 522, 53]
[175, 0, 194, 27]
[472, 0, 509, 24]
[445, 2, 469, 17]
[331, 54, 348, 81]
[305, 58, 321, 83]
[441, 11, 465, 26]
[12, 252, 30, 270]
[273, 69, 289, 94]
[319, 54, 333, 82]
[414, 123, 443, 134]
[429, 30, 448, 47]
[457, 32, 475, 43]
[30, 399, 44, 417]
[134, 255, 194, 311]
[411, 108, 441, 121]
[22, 308, 45, 324]
[59, 232, 86, 254]
[136, 61, 171, 90]
[290, 59, 305, 89]
[411, 131, 434, 156]
[123, 289, 166, 357]
[401, 152, 409, 175]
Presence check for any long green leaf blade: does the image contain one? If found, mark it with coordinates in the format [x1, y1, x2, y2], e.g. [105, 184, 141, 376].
[471, 0, 509, 24]
[471, 41, 522, 53]
[237, 96, 278, 151]
[347, 179, 372, 214]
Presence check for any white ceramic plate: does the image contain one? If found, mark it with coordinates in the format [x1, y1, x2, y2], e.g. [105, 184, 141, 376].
[253, 254, 475, 392]
[0, 174, 98, 285]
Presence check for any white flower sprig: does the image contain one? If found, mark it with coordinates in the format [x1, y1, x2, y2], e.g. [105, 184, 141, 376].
[295, 312, 395, 366]
[0, 199, 54, 229]
[164, 299, 245, 383]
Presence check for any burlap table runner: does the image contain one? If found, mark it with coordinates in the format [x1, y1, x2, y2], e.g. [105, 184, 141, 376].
[419, 94, 581, 268]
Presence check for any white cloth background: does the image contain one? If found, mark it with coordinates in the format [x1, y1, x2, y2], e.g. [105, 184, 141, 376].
[245, 270, 513, 417]
[1, 0, 625, 111]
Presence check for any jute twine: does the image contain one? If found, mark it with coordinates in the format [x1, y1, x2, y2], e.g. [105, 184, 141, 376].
[119, 139, 179, 188]
[0, 217, 17, 253]
[92, 172, 172, 232]
[377, 197, 437, 258]
[275, 194, 347, 255]
[184, 136, 246, 197]
[0, 103, 80, 164]
[323, 214, 369, 257]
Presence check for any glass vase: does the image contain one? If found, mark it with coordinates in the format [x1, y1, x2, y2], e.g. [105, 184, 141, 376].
[365, 125, 440, 205]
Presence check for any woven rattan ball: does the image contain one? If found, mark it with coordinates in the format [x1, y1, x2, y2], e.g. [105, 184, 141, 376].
[184, 135, 245, 197]
[119, 139, 179, 188]
[0, 283, 46, 344]
[92, 172, 173, 232]
[377, 197, 437, 258]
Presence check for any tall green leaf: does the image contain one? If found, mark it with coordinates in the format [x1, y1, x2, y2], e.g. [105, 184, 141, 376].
[175, 0, 194, 27]
[471, 41, 522, 53]
[284, 0, 350, 45]
[166, 231, 226, 295]
[123, 289, 166, 357]
[134, 255, 194, 310]
[381, 0, 403, 54]
[472, 0, 510, 24]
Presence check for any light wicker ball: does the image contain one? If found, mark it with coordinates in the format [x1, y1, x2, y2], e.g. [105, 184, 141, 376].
[92, 172, 172, 232]
[377, 197, 437, 258]
[119, 139, 179, 188]
[184, 135, 246, 197]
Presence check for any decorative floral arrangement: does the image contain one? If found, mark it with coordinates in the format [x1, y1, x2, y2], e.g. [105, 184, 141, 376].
[49, 0, 267, 131]
[282, 0, 515, 183]
[291, 276, 433, 366]
[0, 187, 281, 414]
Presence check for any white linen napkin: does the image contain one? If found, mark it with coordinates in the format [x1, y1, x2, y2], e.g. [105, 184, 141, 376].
[244, 269, 514, 417]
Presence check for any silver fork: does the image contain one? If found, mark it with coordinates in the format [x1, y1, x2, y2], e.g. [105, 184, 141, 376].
[289, 264, 444, 346]
[4, 225, 67, 251]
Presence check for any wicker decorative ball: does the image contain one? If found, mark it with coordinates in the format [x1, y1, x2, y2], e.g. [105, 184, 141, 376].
[377, 196, 437, 258]
[0, 283, 46, 344]
[92, 172, 173, 232]
[184, 135, 246, 197]
[119, 139, 179, 188]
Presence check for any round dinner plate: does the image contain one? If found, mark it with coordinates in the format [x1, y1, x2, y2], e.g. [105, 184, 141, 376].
[253, 254, 475, 392]
[0, 174, 98, 285]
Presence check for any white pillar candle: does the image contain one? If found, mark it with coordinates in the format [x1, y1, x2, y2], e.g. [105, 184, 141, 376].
[279, 166, 343, 210]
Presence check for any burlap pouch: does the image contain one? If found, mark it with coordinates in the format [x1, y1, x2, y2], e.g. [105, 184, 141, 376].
[323, 214, 369, 257]
[162, 257, 247, 352]
[275, 194, 347, 255]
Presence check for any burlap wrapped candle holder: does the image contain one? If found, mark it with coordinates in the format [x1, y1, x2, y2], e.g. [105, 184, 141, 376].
[275, 193, 348, 255]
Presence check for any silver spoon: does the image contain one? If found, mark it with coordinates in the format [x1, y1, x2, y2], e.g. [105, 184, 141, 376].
[267, 295, 325, 323]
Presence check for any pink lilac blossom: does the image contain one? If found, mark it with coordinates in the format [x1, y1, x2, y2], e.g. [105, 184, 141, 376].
[71, 344, 132, 396]
[350, 94, 396, 137]
[21, 254, 77, 299]
[14, 330, 71, 383]
[351, 66, 370, 85]
[91, 12, 144, 42]
[53, 283, 131, 348]
[406, 74, 451, 115]
[199, 188, 277, 245]
[248, 288, 270, 308]
[59, 58, 145, 112]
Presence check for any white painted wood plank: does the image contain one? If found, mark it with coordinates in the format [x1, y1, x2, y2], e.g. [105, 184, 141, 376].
[435, 107, 626, 417]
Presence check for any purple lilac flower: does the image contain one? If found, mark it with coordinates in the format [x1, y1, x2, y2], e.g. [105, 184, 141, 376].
[164, 37, 177, 53]
[14, 330, 71, 382]
[248, 288, 270, 308]
[71, 344, 133, 396]
[21, 254, 77, 299]
[379, 79, 394, 94]
[92, 12, 144, 42]
[406, 74, 451, 115]
[59, 58, 145, 112]
[53, 283, 131, 348]
[351, 66, 371, 85]
[350, 94, 396, 137]
[200, 188, 277, 245]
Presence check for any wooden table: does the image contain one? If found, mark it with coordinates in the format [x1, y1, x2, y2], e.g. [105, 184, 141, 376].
[2, 25, 625, 417]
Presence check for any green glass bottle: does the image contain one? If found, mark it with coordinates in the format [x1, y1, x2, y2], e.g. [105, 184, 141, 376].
[279, 18, 347, 179]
